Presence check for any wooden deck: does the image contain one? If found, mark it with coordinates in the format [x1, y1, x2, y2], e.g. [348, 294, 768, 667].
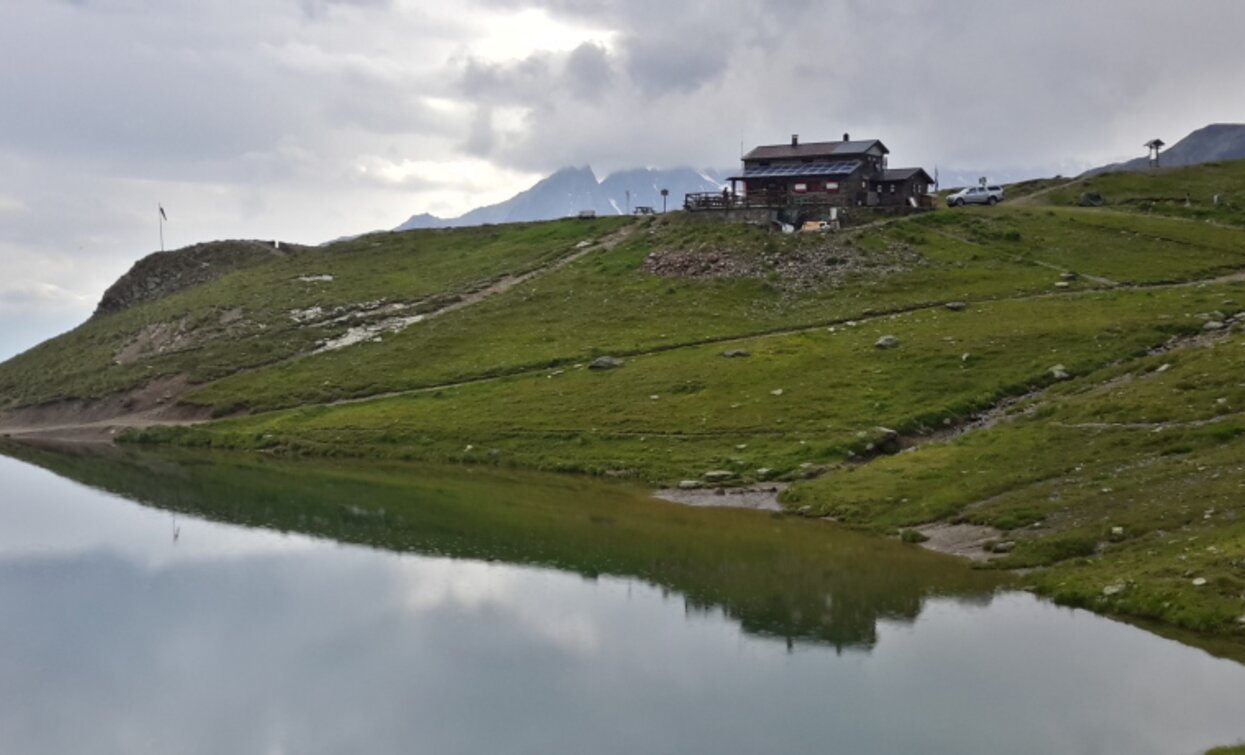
[683, 192, 838, 211]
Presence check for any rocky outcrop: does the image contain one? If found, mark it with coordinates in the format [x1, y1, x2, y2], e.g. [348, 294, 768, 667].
[94, 240, 302, 317]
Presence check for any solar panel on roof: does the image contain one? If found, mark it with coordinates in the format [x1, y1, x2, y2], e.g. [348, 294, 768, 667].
[740, 161, 861, 179]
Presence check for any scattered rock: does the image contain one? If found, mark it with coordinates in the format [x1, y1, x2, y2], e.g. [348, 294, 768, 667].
[1203, 320, 1226, 331]
[1060, 272, 1078, 281]
[575, 240, 593, 249]
[1110, 526, 1125, 536]
[1054, 281, 1071, 289]
[875, 335, 900, 349]
[704, 470, 734, 483]
[770, 388, 784, 396]
[95, 239, 302, 316]
[858, 427, 902, 455]
[1078, 192, 1106, 207]
[588, 356, 624, 370]
[1102, 583, 1125, 597]
[721, 349, 751, 358]
[756, 467, 773, 479]
[650, 395, 660, 400]
[678, 480, 702, 490]
[1191, 577, 1208, 587]
[991, 541, 1016, 554]
[1049, 364, 1071, 380]
[641, 240, 924, 288]
[945, 301, 967, 311]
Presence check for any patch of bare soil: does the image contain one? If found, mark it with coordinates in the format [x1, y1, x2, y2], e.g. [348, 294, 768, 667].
[286, 223, 641, 354]
[642, 240, 923, 288]
[915, 523, 1006, 562]
[114, 318, 197, 364]
[654, 484, 787, 511]
[0, 374, 210, 443]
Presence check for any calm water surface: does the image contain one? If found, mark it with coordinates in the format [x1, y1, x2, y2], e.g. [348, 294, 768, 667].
[1, 444, 1244, 755]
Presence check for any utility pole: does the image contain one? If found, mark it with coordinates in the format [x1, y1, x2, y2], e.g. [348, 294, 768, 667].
[158, 203, 167, 251]
[660, 188, 669, 213]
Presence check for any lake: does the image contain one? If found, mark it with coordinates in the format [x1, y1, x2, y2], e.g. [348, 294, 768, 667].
[2, 441, 1244, 755]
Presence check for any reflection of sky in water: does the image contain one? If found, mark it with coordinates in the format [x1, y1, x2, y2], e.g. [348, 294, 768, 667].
[2, 455, 1245, 754]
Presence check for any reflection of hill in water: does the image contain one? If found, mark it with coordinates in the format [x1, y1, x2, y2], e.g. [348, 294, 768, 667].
[2, 442, 1005, 650]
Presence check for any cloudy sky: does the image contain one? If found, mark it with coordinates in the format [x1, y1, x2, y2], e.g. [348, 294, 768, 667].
[2, 0, 1244, 360]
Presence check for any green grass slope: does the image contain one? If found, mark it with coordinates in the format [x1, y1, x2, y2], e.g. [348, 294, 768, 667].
[6, 160, 1245, 643]
[1041, 159, 1245, 227]
[0, 218, 628, 408]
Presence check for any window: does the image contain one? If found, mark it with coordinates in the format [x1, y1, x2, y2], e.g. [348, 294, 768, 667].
[889, 184, 895, 193]
[825, 181, 839, 192]
[793, 182, 807, 193]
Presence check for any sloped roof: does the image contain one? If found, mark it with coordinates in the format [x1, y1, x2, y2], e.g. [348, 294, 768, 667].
[729, 161, 863, 181]
[743, 139, 889, 161]
[880, 167, 933, 183]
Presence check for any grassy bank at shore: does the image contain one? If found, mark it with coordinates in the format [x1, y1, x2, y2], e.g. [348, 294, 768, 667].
[6, 161, 1245, 644]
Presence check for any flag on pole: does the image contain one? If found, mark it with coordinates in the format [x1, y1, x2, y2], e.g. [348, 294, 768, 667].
[159, 204, 167, 221]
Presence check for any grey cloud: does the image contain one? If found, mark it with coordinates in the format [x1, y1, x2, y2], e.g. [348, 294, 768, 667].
[4, 0, 1245, 359]
[464, 106, 496, 156]
[455, 0, 1245, 175]
[565, 42, 613, 101]
[622, 32, 728, 96]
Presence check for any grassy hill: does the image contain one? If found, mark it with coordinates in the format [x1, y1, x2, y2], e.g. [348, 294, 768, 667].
[4, 160, 1245, 643]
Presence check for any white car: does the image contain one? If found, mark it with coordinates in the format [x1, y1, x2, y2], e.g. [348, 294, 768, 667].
[946, 185, 1004, 207]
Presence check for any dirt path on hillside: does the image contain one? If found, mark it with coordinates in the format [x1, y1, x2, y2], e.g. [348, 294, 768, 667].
[0, 223, 644, 441]
[928, 227, 1123, 286]
[0, 375, 211, 443]
[1010, 176, 1088, 206]
[6, 219, 1244, 442]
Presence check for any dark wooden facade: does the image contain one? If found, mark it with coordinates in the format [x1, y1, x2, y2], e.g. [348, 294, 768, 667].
[686, 133, 932, 213]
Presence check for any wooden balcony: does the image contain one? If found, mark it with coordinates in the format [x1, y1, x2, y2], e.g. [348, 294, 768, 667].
[683, 191, 847, 211]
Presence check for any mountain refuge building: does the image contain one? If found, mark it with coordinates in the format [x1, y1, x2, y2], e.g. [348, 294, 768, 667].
[686, 133, 933, 219]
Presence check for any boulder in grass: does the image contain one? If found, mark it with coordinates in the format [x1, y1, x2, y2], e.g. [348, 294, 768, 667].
[721, 349, 751, 358]
[704, 470, 734, 483]
[588, 356, 624, 370]
[945, 301, 967, 311]
[875, 335, 899, 349]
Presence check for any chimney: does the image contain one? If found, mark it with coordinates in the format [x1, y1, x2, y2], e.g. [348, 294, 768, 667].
[791, 134, 799, 147]
[843, 132, 850, 142]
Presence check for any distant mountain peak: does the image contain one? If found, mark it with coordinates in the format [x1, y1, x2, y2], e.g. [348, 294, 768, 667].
[1084, 123, 1245, 176]
[394, 166, 728, 231]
